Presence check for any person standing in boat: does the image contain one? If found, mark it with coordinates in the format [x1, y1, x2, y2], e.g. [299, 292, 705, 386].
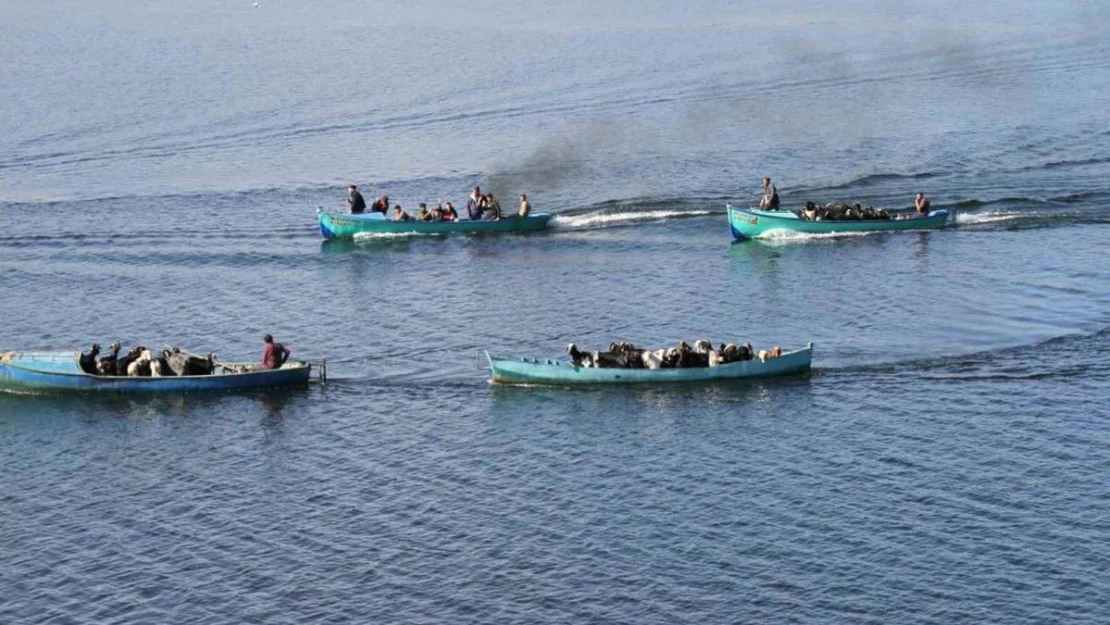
[255, 335, 290, 371]
[915, 192, 931, 216]
[346, 185, 366, 214]
[758, 177, 780, 210]
[518, 193, 531, 217]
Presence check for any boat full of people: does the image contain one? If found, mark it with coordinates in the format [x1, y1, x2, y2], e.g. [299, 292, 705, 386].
[486, 339, 813, 385]
[0, 338, 323, 394]
[319, 185, 551, 239]
[318, 209, 552, 239]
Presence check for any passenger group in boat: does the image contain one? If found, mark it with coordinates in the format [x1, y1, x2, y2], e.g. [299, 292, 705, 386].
[340, 185, 525, 222]
[565, 340, 783, 369]
[793, 193, 935, 221]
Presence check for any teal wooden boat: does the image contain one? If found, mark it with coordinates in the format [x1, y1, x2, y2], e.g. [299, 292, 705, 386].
[486, 343, 812, 385]
[727, 205, 950, 240]
[0, 350, 319, 394]
[318, 210, 553, 239]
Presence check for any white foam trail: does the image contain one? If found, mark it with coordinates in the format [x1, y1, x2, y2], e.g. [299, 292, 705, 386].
[551, 209, 717, 230]
[955, 210, 1023, 225]
[752, 229, 879, 243]
[351, 231, 439, 241]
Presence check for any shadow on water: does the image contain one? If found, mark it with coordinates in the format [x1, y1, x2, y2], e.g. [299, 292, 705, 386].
[320, 238, 421, 255]
[319, 228, 553, 256]
[486, 374, 815, 413]
[0, 387, 312, 423]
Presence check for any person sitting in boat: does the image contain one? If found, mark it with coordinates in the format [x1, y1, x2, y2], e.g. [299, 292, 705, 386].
[442, 202, 458, 221]
[79, 343, 101, 374]
[392, 205, 412, 221]
[759, 177, 780, 210]
[476, 194, 491, 220]
[467, 186, 483, 220]
[802, 201, 820, 220]
[371, 195, 390, 214]
[346, 185, 366, 214]
[253, 334, 290, 371]
[915, 192, 930, 216]
[518, 193, 531, 217]
[417, 203, 433, 221]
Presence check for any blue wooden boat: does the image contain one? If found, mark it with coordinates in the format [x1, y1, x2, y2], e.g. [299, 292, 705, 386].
[318, 210, 553, 239]
[486, 343, 812, 385]
[0, 350, 317, 394]
[727, 205, 950, 240]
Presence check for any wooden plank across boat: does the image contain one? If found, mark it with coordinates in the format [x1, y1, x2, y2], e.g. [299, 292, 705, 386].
[0, 350, 318, 394]
[318, 210, 553, 239]
[727, 205, 950, 240]
[486, 343, 813, 386]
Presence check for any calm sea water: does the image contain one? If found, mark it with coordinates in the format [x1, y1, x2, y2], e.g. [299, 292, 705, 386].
[2, 1, 1109, 623]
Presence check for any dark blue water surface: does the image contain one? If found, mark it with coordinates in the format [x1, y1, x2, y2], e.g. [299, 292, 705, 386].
[2, 1, 1109, 623]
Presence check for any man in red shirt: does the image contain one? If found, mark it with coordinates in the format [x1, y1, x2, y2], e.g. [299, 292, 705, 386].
[256, 334, 290, 370]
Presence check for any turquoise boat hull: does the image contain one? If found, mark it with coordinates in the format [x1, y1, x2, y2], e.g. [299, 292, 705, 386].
[318, 210, 553, 239]
[0, 351, 313, 394]
[486, 343, 812, 385]
[727, 205, 950, 240]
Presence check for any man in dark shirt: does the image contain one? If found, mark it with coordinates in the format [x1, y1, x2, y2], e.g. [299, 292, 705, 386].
[256, 334, 290, 370]
[466, 186, 483, 220]
[347, 185, 366, 214]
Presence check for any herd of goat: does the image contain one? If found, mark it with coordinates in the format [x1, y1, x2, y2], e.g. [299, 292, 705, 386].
[566, 340, 783, 369]
[800, 202, 893, 221]
[78, 342, 219, 377]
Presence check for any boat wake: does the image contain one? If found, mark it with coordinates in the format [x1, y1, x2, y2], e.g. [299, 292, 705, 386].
[751, 228, 885, 243]
[351, 231, 442, 241]
[551, 208, 718, 230]
[954, 210, 1025, 226]
[815, 325, 1110, 380]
